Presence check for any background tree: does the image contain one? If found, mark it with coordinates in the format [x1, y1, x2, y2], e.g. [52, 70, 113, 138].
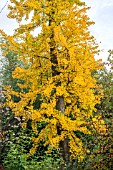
[76, 51, 113, 170]
[0, 0, 102, 167]
[0, 37, 22, 167]
[95, 50, 113, 169]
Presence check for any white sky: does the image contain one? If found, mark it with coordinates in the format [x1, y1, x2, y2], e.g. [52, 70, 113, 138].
[0, 0, 113, 62]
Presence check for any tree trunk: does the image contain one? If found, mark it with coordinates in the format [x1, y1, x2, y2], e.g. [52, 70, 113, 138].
[49, 13, 69, 169]
[56, 97, 69, 169]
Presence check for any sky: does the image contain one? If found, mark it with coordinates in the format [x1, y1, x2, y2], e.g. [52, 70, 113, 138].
[0, 0, 113, 62]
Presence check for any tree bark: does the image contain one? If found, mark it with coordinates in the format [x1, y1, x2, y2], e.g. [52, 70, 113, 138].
[56, 97, 69, 169]
[48, 7, 69, 168]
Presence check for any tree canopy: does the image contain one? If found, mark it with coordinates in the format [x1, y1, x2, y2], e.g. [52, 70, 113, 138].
[0, 0, 102, 161]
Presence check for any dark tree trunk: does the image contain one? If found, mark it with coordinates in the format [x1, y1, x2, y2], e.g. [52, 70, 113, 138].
[48, 8, 69, 169]
[56, 97, 69, 169]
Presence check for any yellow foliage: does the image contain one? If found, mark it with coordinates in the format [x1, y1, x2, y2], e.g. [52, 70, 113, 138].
[92, 115, 107, 133]
[1, 0, 103, 160]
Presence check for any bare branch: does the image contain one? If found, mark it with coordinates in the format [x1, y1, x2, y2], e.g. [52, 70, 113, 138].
[0, 0, 8, 14]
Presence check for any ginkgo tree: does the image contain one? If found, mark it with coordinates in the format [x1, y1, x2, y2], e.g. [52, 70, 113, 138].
[0, 0, 102, 162]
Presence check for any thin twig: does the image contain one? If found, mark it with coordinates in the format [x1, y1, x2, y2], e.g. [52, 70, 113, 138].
[0, 0, 8, 14]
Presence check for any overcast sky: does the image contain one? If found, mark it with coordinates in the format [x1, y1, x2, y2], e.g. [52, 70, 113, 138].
[0, 0, 113, 62]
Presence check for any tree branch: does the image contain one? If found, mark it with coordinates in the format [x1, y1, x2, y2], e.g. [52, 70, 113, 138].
[0, 0, 8, 14]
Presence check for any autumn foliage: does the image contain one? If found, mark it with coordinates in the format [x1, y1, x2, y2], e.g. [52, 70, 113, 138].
[0, 0, 103, 161]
